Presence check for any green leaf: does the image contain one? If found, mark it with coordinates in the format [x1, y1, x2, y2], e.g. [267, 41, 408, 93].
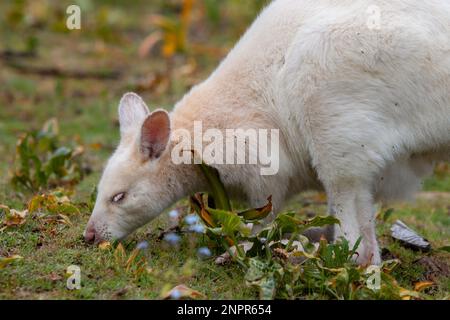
[275, 213, 340, 235]
[245, 258, 267, 282]
[208, 207, 249, 237]
[198, 162, 231, 211]
[10, 118, 85, 191]
[382, 208, 394, 222]
[350, 237, 362, 256]
[258, 276, 276, 300]
[437, 246, 450, 253]
[46, 147, 72, 176]
[301, 215, 341, 230]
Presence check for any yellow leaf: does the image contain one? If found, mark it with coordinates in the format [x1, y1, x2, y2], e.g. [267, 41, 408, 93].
[57, 214, 72, 226]
[399, 288, 420, 300]
[291, 250, 316, 259]
[181, 0, 194, 26]
[28, 194, 55, 213]
[0, 255, 23, 269]
[125, 249, 140, 271]
[162, 33, 177, 58]
[72, 145, 84, 158]
[322, 266, 346, 273]
[114, 243, 126, 266]
[98, 241, 111, 250]
[42, 118, 59, 135]
[414, 281, 434, 292]
[89, 142, 103, 150]
[28, 193, 79, 216]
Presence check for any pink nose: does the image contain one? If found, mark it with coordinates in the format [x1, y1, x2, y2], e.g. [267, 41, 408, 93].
[84, 223, 97, 244]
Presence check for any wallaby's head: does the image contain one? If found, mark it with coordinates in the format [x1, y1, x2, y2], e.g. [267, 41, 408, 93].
[84, 93, 189, 244]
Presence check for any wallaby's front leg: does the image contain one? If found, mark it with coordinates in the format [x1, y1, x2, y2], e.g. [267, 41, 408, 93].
[326, 182, 381, 266]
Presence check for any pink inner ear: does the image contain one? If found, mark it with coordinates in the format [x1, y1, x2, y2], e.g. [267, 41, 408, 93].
[140, 111, 170, 159]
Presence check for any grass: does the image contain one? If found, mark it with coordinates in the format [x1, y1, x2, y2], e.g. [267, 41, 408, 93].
[0, 209, 255, 299]
[0, 0, 449, 299]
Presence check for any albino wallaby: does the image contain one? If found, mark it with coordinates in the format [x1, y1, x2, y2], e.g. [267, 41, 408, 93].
[84, 0, 450, 265]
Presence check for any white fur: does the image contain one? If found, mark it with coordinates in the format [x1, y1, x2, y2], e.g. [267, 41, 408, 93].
[86, 0, 450, 265]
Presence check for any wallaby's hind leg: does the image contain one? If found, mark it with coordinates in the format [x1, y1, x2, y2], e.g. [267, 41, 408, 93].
[375, 156, 435, 203]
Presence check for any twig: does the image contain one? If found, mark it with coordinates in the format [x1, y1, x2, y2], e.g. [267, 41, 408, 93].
[157, 225, 181, 240]
[0, 49, 36, 60]
[5, 61, 121, 80]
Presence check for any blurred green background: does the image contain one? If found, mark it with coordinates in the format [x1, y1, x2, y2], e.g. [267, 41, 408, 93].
[0, 0, 272, 200]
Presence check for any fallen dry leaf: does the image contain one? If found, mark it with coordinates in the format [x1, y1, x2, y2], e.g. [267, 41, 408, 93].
[238, 196, 272, 221]
[162, 284, 205, 300]
[48, 272, 63, 282]
[113, 287, 128, 298]
[57, 214, 72, 226]
[0, 204, 28, 227]
[98, 241, 111, 250]
[215, 251, 232, 266]
[414, 281, 434, 292]
[399, 288, 420, 300]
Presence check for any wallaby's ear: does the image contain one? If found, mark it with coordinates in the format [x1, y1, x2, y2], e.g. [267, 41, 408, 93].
[118, 92, 150, 136]
[140, 109, 171, 160]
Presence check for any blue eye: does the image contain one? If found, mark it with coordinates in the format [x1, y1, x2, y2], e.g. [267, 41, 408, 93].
[111, 192, 126, 203]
